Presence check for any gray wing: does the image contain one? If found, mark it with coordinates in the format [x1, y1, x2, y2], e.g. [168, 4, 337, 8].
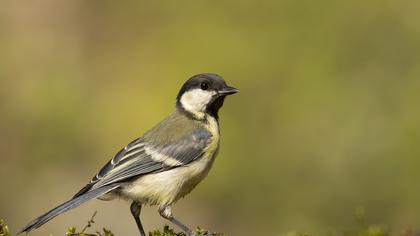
[73, 128, 212, 198]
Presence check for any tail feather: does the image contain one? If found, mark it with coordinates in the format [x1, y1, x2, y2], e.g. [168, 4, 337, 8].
[18, 184, 120, 235]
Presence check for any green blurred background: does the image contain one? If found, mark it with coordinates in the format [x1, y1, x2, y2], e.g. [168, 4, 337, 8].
[1, 0, 420, 235]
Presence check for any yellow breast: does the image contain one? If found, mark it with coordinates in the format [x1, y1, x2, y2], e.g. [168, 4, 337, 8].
[203, 115, 220, 160]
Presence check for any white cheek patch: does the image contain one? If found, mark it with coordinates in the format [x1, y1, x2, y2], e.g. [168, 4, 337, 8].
[180, 89, 216, 115]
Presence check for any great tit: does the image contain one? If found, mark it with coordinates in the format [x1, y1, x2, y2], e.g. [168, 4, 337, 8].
[19, 73, 238, 236]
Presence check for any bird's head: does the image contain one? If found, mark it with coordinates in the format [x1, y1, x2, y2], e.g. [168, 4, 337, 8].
[176, 73, 238, 120]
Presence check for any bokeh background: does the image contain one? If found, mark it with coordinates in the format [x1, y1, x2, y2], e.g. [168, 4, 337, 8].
[1, 0, 420, 235]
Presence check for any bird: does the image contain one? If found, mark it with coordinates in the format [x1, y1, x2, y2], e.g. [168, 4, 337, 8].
[18, 73, 238, 236]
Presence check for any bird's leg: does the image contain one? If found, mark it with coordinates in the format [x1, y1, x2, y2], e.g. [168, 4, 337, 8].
[159, 205, 194, 235]
[130, 201, 146, 236]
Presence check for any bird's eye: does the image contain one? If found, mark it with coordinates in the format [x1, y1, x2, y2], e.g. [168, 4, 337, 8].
[200, 82, 209, 90]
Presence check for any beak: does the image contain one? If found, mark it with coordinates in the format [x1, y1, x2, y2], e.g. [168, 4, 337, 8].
[218, 85, 239, 96]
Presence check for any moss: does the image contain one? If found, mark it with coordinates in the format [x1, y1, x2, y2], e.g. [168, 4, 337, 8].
[0, 219, 12, 236]
[0, 213, 223, 236]
[1, 211, 418, 236]
[64, 212, 114, 236]
[149, 225, 186, 236]
[148, 225, 224, 236]
[65, 226, 114, 236]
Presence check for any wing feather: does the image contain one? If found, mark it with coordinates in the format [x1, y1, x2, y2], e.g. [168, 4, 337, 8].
[74, 127, 212, 197]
